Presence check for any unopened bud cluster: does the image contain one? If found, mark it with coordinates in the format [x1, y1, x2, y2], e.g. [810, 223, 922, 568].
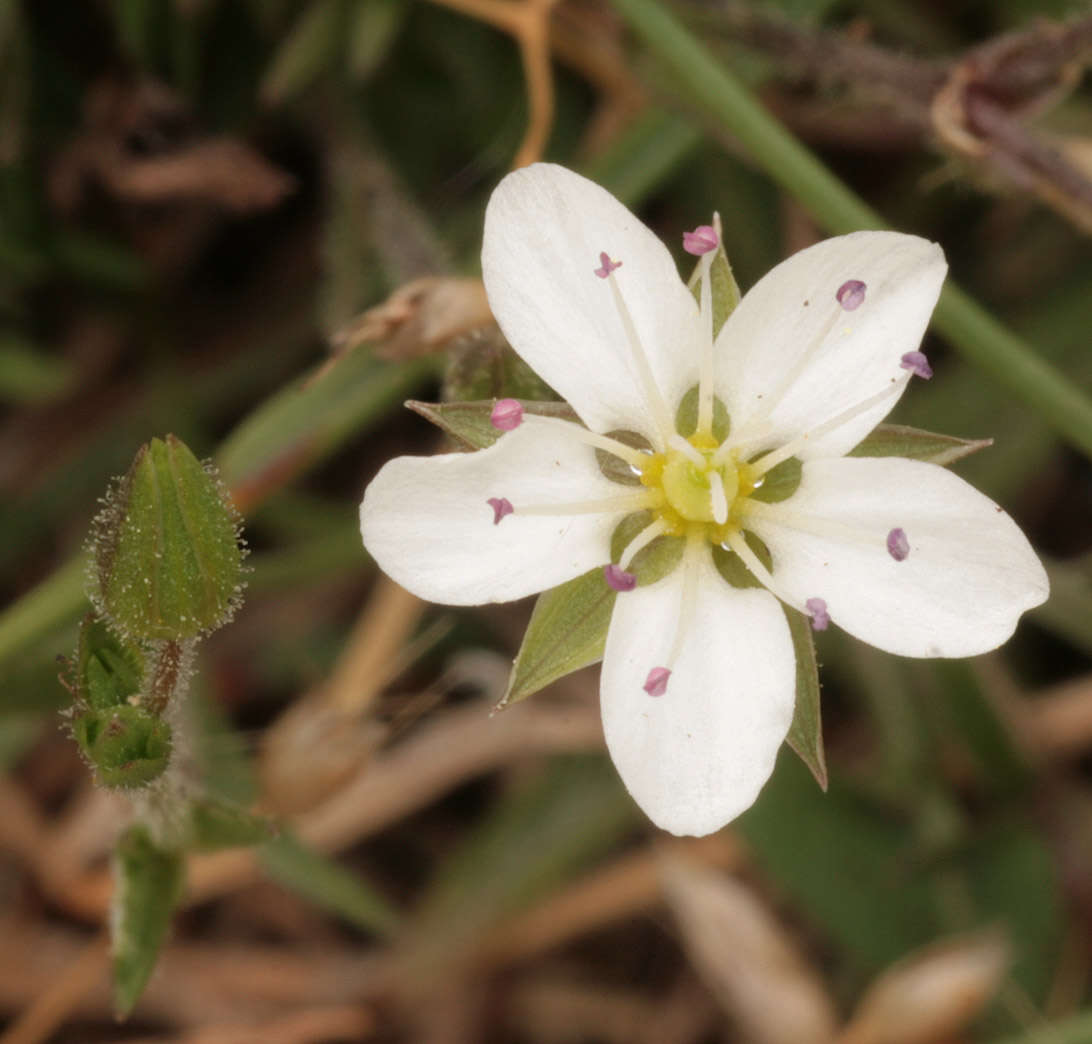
[71, 435, 247, 791]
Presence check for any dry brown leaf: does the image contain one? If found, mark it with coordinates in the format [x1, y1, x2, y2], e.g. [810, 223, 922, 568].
[838, 930, 1009, 1044]
[659, 852, 838, 1044]
[329, 277, 492, 361]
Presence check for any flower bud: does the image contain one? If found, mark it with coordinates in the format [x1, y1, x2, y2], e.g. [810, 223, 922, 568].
[89, 435, 246, 641]
[72, 705, 172, 789]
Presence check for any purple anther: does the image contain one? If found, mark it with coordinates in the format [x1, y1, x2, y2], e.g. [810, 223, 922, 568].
[487, 497, 513, 525]
[836, 279, 867, 311]
[604, 564, 637, 592]
[643, 666, 671, 697]
[490, 398, 523, 431]
[683, 224, 718, 256]
[594, 252, 622, 279]
[900, 351, 933, 380]
[806, 597, 830, 632]
[886, 527, 910, 562]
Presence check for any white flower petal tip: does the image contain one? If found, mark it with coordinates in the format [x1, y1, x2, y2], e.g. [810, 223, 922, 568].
[748, 457, 1049, 659]
[482, 163, 705, 441]
[602, 561, 795, 836]
[360, 422, 624, 606]
[716, 229, 947, 457]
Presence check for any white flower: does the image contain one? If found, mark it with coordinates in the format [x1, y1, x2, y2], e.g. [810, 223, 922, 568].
[360, 163, 1049, 837]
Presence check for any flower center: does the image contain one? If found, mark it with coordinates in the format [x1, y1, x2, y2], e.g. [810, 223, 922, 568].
[660, 445, 739, 523]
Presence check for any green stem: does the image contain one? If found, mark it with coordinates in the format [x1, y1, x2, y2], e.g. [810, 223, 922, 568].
[611, 0, 1092, 460]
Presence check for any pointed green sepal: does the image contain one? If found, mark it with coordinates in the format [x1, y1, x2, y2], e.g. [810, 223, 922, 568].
[748, 456, 802, 503]
[443, 326, 557, 402]
[502, 567, 616, 707]
[783, 606, 827, 790]
[688, 237, 741, 338]
[112, 826, 186, 1018]
[188, 797, 277, 851]
[75, 614, 143, 711]
[851, 424, 993, 467]
[73, 705, 172, 789]
[89, 435, 246, 642]
[406, 398, 577, 451]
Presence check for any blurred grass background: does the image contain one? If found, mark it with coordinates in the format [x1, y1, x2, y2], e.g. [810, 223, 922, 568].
[2, 0, 1092, 1041]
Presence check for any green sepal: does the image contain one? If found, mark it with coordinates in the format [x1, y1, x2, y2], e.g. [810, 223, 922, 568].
[187, 797, 277, 851]
[406, 398, 577, 451]
[712, 531, 772, 589]
[73, 705, 172, 789]
[783, 606, 827, 790]
[112, 826, 186, 1018]
[75, 613, 143, 711]
[749, 456, 802, 503]
[674, 385, 731, 441]
[610, 511, 684, 586]
[595, 430, 651, 485]
[503, 567, 616, 707]
[443, 326, 557, 403]
[851, 424, 993, 466]
[90, 435, 246, 642]
[687, 240, 741, 338]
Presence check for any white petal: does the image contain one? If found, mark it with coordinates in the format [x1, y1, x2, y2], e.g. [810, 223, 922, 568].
[482, 163, 704, 446]
[601, 554, 795, 836]
[746, 457, 1049, 658]
[717, 231, 946, 458]
[360, 423, 629, 605]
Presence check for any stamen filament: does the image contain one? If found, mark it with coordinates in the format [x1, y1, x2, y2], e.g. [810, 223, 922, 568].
[697, 251, 715, 438]
[722, 528, 802, 612]
[514, 491, 662, 517]
[667, 532, 703, 665]
[668, 433, 706, 467]
[522, 415, 649, 469]
[605, 272, 675, 447]
[619, 517, 671, 570]
[747, 378, 908, 479]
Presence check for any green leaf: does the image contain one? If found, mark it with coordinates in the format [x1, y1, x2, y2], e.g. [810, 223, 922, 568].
[89, 435, 246, 642]
[405, 398, 577, 451]
[674, 385, 731, 441]
[503, 567, 616, 706]
[851, 424, 993, 466]
[783, 606, 826, 790]
[261, 832, 400, 936]
[260, 0, 343, 104]
[112, 826, 185, 1018]
[188, 797, 276, 851]
[688, 241, 741, 338]
[347, 0, 406, 81]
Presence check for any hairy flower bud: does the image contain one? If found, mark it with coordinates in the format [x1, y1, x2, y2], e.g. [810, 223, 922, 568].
[72, 705, 172, 789]
[89, 435, 246, 641]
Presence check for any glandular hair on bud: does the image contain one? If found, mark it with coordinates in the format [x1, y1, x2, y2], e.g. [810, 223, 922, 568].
[89, 435, 246, 642]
